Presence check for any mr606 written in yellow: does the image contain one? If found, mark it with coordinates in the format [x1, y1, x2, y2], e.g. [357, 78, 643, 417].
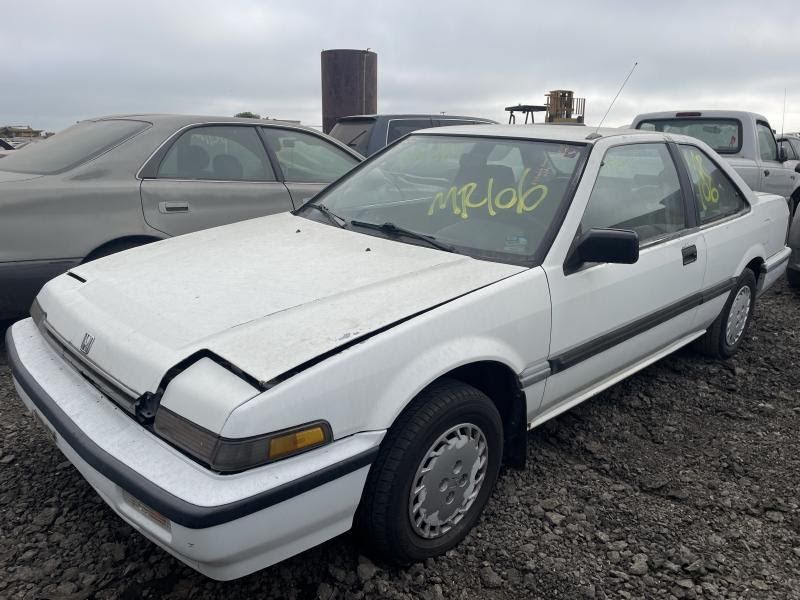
[427, 168, 548, 219]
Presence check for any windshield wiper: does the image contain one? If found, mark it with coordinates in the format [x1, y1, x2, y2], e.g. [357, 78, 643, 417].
[349, 220, 455, 253]
[302, 203, 348, 228]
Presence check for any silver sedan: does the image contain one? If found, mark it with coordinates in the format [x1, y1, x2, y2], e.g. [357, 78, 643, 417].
[0, 114, 362, 318]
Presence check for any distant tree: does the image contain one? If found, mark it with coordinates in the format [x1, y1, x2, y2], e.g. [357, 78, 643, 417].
[235, 111, 261, 119]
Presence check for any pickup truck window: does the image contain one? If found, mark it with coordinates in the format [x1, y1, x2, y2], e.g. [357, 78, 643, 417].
[679, 145, 746, 225]
[756, 122, 779, 162]
[636, 118, 742, 154]
[580, 143, 685, 245]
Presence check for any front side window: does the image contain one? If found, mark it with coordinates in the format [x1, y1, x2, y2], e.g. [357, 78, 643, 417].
[679, 145, 747, 224]
[157, 126, 274, 181]
[305, 134, 585, 265]
[636, 118, 742, 154]
[757, 122, 779, 162]
[387, 119, 433, 144]
[580, 143, 686, 245]
[261, 128, 360, 183]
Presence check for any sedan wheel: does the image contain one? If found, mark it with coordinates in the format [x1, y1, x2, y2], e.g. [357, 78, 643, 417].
[695, 268, 756, 358]
[409, 423, 489, 539]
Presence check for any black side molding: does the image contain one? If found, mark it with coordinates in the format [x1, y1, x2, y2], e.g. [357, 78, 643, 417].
[5, 327, 377, 529]
[548, 278, 736, 374]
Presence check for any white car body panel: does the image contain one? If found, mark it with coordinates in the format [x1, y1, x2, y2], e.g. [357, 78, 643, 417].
[39, 212, 523, 395]
[7, 125, 791, 580]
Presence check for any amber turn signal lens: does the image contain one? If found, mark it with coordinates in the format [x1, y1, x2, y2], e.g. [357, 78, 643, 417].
[268, 426, 326, 460]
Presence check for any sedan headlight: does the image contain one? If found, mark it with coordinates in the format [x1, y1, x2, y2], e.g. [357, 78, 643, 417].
[154, 407, 332, 473]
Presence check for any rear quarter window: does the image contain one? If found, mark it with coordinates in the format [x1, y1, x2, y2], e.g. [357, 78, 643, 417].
[0, 119, 149, 174]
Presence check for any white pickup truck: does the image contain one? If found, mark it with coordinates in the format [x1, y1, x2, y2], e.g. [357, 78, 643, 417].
[632, 110, 800, 209]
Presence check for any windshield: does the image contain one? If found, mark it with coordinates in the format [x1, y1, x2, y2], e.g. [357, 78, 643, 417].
[329, 119, 375, 156]
[0, 119, 149, 174]
[636, 118, 742, 154]
[303, 134, 585, 265]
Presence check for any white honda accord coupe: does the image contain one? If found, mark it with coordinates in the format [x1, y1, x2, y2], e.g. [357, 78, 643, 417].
[7, 125, 790, 580]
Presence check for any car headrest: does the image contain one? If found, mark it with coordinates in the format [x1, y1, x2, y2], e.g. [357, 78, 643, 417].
[213, 154, 244, 180]
[178, 145, 210, 176]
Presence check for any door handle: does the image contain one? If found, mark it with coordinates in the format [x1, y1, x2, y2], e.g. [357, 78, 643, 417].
[764, 169, 770, 177]
[158, 201, 189, 214]
[681, 244, 697, 265]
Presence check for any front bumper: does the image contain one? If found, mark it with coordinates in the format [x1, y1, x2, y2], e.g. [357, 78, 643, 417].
[0, 258, 80, 319]
[6, 319, 383, 580]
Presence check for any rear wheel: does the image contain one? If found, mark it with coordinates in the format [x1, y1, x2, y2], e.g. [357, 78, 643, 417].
[356, 379, 502, 564]
[695, 269, 756, 358]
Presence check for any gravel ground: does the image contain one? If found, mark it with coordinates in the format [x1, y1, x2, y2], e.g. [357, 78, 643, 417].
[1, 281, 799, 600]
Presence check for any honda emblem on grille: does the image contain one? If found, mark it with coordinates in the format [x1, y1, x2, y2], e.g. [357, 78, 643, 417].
[80, 333, 95, 355]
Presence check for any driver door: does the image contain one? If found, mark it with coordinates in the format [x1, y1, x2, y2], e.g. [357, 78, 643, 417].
[540, 142, 706, 414]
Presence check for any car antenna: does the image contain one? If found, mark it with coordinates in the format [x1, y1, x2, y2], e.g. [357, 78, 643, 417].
[780, 88, 787, 138]
[586, 61, 638, 140]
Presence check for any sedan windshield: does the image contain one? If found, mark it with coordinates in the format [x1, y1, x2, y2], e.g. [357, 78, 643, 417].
[304, 134, 585, 265]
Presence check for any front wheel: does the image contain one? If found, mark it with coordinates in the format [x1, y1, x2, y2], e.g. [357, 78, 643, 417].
[356, 379, 503, 564]
[695, 269, 756, 358]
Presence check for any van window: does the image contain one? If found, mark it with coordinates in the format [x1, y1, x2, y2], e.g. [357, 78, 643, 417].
[636, 118, 742, 154]
[329, 118, 375, 156]
[387, 119, 433, 144]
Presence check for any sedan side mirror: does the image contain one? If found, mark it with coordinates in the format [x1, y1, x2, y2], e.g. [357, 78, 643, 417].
[574, 228, 639, 267]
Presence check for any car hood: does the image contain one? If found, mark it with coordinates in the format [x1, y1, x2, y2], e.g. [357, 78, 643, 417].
[40, 213, 525, 393]
[0, 170, 43, 183]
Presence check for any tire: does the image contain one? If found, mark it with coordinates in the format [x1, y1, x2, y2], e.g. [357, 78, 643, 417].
[356, 378, 503, 564]
[788, 268, 800, 291]
[695, 269, 756, 359]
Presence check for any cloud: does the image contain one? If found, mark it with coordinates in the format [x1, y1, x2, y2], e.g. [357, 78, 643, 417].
[3, 0, 800, 132]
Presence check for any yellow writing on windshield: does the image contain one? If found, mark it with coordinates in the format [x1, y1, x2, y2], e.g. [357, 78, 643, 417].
[427, 167, 549, 219]
[687, 151, 720, 210]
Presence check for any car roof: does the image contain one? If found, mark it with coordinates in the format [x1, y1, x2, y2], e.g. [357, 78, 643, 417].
[633, 110, 769, 123]
[85, 113, 320, 133]
[336, 114, 496, 122]
[414, 123, 657, 144]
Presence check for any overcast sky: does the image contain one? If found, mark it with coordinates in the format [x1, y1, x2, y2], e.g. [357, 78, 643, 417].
[3, 0, 800, 133]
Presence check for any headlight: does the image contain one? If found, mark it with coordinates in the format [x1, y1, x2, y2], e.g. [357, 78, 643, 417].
[154, 407, 332, 473]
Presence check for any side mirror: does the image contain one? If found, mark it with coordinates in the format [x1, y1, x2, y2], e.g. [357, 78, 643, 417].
[573, 228, 639, 268]
[794, 163, 800, 174]
[779, 147, 788, 162]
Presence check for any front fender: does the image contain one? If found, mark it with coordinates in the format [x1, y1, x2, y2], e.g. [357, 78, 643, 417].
[221, 268, 552, 440]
